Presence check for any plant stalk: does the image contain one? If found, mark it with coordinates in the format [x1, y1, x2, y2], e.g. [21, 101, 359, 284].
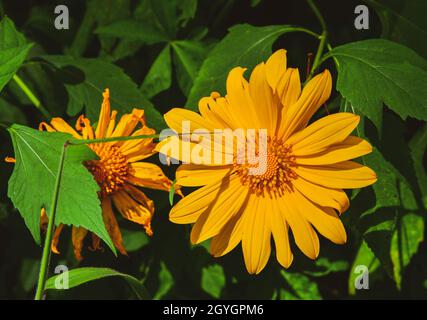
[13, 74, 51, 119]
[34, 142, 68, 300]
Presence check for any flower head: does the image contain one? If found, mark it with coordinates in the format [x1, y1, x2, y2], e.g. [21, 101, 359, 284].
[158, 50, 377, 274]
[39, 89, 175, 260]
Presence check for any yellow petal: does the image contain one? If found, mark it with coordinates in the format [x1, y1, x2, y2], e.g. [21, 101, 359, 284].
[198, 92, 233, 128]
[101, 197, 127, 255]
[293, 176, 349, 214]
[290, 189, 347, 244]
[295, 161, 377, 189]
[124, 185, 154, 214]
[95, 89, 111, 139]
[112, 190, 153, 236]
[296, 136, 372, 165]
[265, 49, 287, 91]
[270, 197, 293, 268]
[287, 113, 360, 156]
[128, 162, 173, 192]
[169, 177, 227, 224]
[281, 192, 320, 259]
[210, 208, 245, 257]
[278, 70, 332, 140]
[242, 194, 271, 274]
[50, 118, 81, 139]
[164, 108, 216, 133]
[249, 62, 278, 132]
[72, 226, 88, 261]
[176, 164, 232, 186]
[120, 126, 156, 163]
[51, 224, 64, 254]
[276, 68, 301, 110]
[225, 67, 258, 129]
[110, 109, 145, 143]
[190, 174, 249, 244]
[75, 115, 95, 139]
[155, 135, 228, 166]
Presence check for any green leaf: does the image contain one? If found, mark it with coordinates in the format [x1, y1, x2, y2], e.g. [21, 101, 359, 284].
[391, 213, 425, 290]
[169, 179, 176, 205]
[328, 39, 427, 131]
[177, 0, 198, 27]
[348, 241, 380, 295]
[0, 17, 33, 92]
[45, 267, 150, 299]
[141, 45, 172, 99]
[40, 55, 165, 131]
[154, 262, 173, 299]
[201, 264, 225, 298]
[7, 124, 114, 253]
[280, 271, 321, 300]
[95, 19, 169, 44]
[172, 40, 207, 96]
[304, 257, 349, 277]
[149, 0, 177, 38]
[186, 24, 300, 109]
[409, 125, 427, 209]
[366, 0, 427, 57]
[121, 229, 149, 252]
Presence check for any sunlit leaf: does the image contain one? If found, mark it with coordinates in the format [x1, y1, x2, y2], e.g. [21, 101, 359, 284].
[201, 264, 225, 298]
[0, 17, 33, 92]
[7, 124, 114, 253]
[45, 267, 150, 299]
[328, 39, 427, 131]
[280, 271, 321, 300]
[186, 24, 302, 109]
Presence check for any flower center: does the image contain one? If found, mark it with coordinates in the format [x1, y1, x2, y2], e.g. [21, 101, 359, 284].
[234, 137, 297, 197]
[85, 144, 130, 197]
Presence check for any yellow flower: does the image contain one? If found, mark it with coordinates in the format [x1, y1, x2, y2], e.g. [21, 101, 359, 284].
[39, 89, 175, 260]
[158, 50, 377, 274]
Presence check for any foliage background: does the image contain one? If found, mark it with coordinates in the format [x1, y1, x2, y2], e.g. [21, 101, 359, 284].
[0, 0, 426, 299]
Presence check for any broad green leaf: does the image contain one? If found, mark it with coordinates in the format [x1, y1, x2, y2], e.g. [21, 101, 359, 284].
[328, 39, 427, 131]
[186, 24, 301, 109]
[40, 55, 165, 131]
[201, 264, 225, 298]
[7, 124, 114, 253]
[172, 40, 207, 96]
[280, 271, 321, 300]
[409, 125, 427, 209]
[366, 0, 427, 57]
[349, 241, 380, 295]
[141, 45, 172, 99]
[45, 267, 150, 299]
[154, 262, 173, 299]
[0, 17, 33, 92]
[391, 213, 424, 290]
[360, 114, 419, 281]
[121, 229, 149, 252]
[149, 0, 177, 38]
[95, 19, 169, 44]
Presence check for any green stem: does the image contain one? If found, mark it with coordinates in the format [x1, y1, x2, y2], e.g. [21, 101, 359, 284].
[69, 134, 161, 146]
[34, 142, 68, 300]
[306, 0, 328, 81]
[12, 74, 51, 119]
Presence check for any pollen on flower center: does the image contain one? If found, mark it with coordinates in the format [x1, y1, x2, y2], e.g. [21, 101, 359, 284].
[85, 144, 130, 197]
[234, 137, 297, 197]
